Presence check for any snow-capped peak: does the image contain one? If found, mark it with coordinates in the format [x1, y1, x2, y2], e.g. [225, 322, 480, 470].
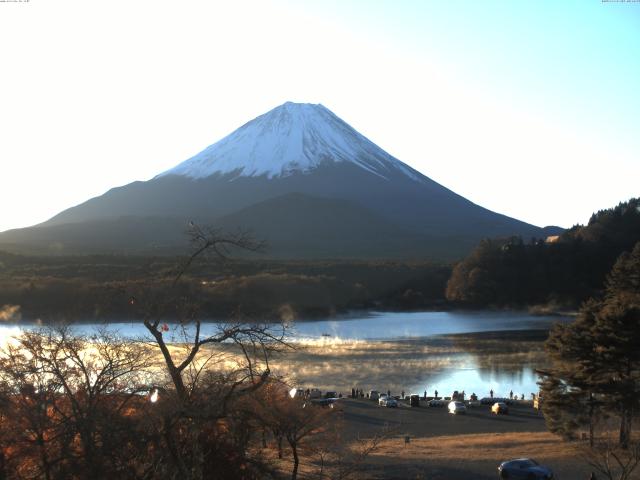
[158, 102, 423, 182]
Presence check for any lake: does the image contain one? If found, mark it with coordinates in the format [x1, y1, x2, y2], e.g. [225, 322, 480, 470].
[0, 310, 564, 400]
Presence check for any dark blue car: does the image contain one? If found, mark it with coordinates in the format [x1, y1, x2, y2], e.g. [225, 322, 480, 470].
[498, 458, 553, 479]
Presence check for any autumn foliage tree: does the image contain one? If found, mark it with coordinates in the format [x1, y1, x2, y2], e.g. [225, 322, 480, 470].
[248, 381, 335, 480]
[0, 328, 153, 479]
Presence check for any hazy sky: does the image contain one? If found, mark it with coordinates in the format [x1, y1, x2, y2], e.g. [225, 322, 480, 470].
[1, 0, 638, 232]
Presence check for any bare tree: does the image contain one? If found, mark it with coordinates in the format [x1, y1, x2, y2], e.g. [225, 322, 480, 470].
[312, 425, 394, 480]
[130, 224, 290, 479]
[583, 438, 640, 480]
[140, 225, 279, 404]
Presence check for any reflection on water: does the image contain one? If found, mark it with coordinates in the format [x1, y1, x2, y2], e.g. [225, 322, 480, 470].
[275, 313, 558, 398]
[270, 331, 550, 400]
[433, 365, 541, 400]
[0, 311, 561, 399]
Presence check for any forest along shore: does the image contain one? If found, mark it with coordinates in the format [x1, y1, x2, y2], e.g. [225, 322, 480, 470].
[0, 254, 452, 322]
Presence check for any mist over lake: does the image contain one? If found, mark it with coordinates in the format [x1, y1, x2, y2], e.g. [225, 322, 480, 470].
[0, 310, 562, 400]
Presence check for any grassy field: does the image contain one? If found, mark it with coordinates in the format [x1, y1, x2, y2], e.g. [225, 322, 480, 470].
[360, 431, 589, 479]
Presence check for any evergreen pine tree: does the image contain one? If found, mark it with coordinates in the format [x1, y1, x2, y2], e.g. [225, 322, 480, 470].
[541, 242, 640, 447]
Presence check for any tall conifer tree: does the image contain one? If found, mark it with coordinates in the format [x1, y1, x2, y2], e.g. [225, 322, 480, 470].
[541, 242, 640, 447]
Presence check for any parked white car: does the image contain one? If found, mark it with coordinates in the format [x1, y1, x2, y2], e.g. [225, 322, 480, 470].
[492, 402, 509, 415]
[379, 396, 398, 407]
[448, 401, 467, 414]
[290, 388, 305, 399]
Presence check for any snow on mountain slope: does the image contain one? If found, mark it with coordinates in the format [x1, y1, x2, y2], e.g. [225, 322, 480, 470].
[159, 102, 424, 182]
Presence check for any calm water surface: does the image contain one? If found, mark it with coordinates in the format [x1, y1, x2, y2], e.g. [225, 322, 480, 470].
[287, 310, 559, 340]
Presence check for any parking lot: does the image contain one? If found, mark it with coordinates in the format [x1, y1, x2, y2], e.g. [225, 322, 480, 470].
[340, 397, 547, 441]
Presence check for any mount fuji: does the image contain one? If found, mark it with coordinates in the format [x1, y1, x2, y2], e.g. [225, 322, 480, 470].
[159, 102, 422, 182]
[0, 102, 558, 258]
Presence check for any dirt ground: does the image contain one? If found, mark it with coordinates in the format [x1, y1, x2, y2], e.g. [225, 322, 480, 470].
[297, 398, 593, 480]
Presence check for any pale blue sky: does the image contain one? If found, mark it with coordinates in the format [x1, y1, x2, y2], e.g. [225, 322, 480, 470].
[0, 0, 638, 232]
